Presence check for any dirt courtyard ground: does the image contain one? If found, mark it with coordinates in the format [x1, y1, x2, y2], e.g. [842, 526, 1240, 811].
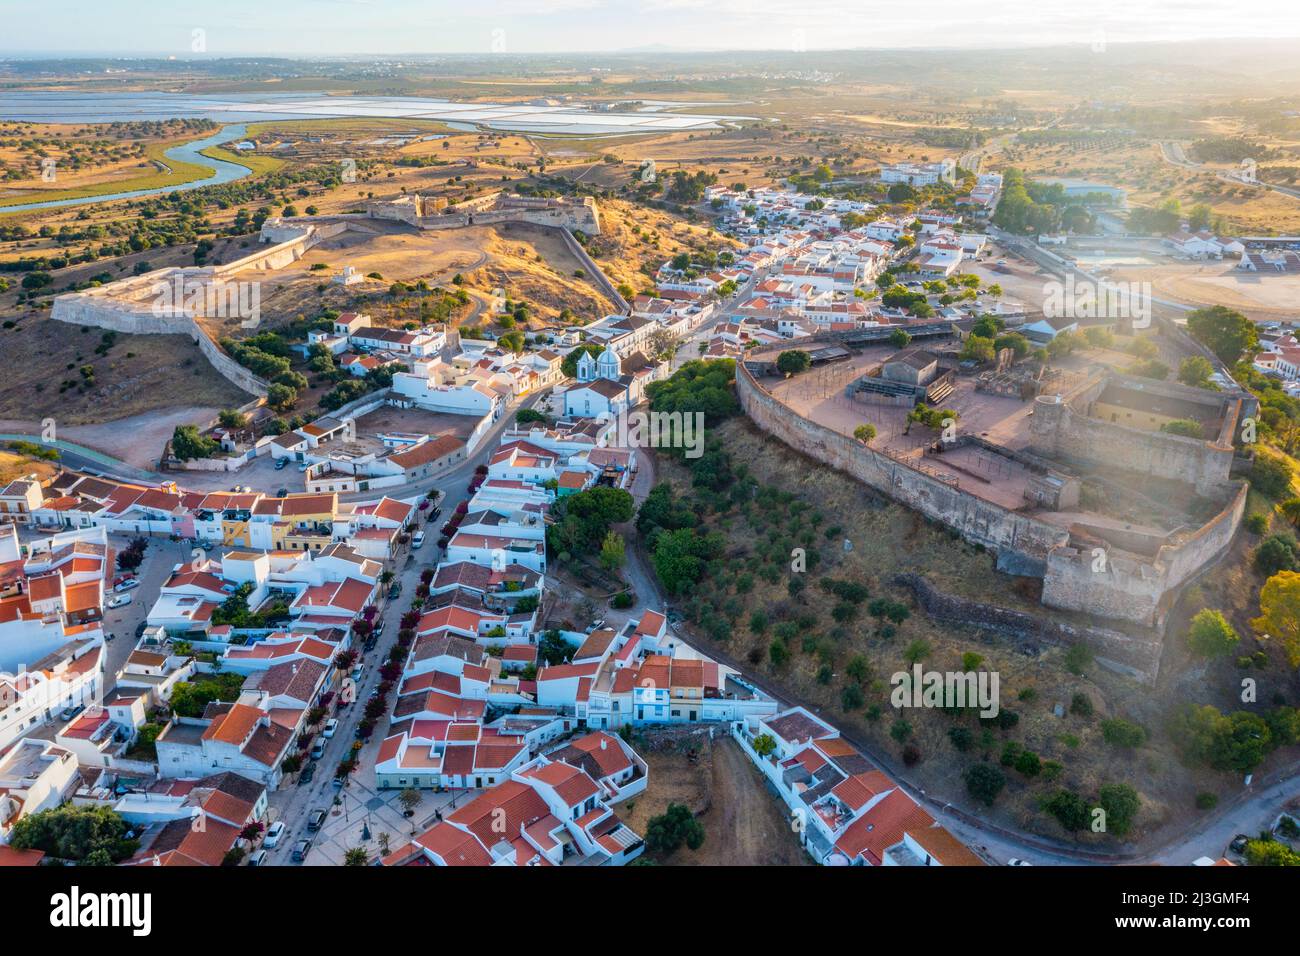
[348, 404, 480, 455]
[763, 345, 1038, 456]
[616, 730, 811, 866]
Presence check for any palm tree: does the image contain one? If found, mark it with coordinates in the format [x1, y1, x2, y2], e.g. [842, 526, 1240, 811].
[343, 847, 369, 866]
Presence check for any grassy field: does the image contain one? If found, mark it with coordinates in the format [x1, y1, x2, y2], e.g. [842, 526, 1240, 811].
[198, 144, 283, 178]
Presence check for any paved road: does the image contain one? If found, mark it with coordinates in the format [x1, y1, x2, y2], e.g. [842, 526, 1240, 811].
[264, 526, 444, 865]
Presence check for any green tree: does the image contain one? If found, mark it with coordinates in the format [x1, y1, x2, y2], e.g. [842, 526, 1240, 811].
[1042, 788, 1091, 832]
[266, 382, 297, 412]
[644, 803, 704, 856]
[1178, 355, 1216, 389]
[1160, 418, 1204, 439]
[171, 425, 218, 461]
[1098, 783, 1141, 837]
[9, 805, 139, 863]
[599, 530, 626, 571]
[776, 350, 812, 376]
[1186, 608, 1240, 658]
[1254, 535, 1299, 575]
[1251, 453, 1294, 500]
[964, 763, 1006, 806]
[1186, 305, 1258, 364]
[1252, 570, 1300, 667]
[853, 423, 877, 444]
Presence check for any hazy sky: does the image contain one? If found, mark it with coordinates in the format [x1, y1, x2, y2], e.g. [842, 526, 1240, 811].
[3, 0, 1300, 55]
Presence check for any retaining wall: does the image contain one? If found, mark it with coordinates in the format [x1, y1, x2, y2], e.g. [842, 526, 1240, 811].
[895, 574, 1161, 682]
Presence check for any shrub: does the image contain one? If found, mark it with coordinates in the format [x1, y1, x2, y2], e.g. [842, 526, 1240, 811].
[1101, 717, 1147, 749]
[1186, 609, 1240, 658]
[1254, 534, 1299, 575]
[964, 763, 1006, 806]
[1070, 692, 1094, 718]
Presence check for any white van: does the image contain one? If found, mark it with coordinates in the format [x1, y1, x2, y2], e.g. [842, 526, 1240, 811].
[412, 531, 425, 549]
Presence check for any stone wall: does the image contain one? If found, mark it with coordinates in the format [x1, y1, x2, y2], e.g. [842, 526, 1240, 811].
[736, 361, 1071, 564]
[1040, 480, 1247, 627]
[1028, 384, 1237, 496]
[555, 226, 629, 313]
[738, 360, 1245, 633]
[895, 573, 1161, 682]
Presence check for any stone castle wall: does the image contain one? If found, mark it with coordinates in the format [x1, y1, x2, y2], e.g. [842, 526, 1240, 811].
[1040, 481, 1247, 627]
[736, 360, 1244, 634]
[736, 361, 1072, 563]
[1028, 374, 1240, 497]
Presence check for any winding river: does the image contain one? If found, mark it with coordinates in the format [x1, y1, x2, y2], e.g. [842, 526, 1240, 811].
[0, 123, 256, 213]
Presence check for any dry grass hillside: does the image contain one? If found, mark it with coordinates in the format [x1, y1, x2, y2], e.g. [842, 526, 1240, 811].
[0, 317, 248, 425]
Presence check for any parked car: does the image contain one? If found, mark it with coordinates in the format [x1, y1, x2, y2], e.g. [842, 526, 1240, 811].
[429, 507, 442, 522]
[291, 839, 311, 863]
[298, 462, 310, 472]
[299, 764, 316, 785]
[387, 582, 401, 599]
[58, 704, 83, 722]
[307, 809, 327, 832]
[411, 531, 425, 549]
[1229, 834, 1250, 855]
[247, 849, 268, 867]
[113, 577, 140, 593]
[107, 593, 132, 609]
[350, 665, 363, 681]
[263, 821, 287, 848]
[310, 740, 326, 760]
[322, 718, 339, 739]
[1007, 858, 1033, 867]
[275, 457, 288, 470]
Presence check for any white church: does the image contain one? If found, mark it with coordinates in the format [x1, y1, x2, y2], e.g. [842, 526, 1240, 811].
[562, 344, 666, 419]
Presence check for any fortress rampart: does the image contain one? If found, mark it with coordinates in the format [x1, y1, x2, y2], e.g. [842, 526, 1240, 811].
[735, 359, 1246, 645]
